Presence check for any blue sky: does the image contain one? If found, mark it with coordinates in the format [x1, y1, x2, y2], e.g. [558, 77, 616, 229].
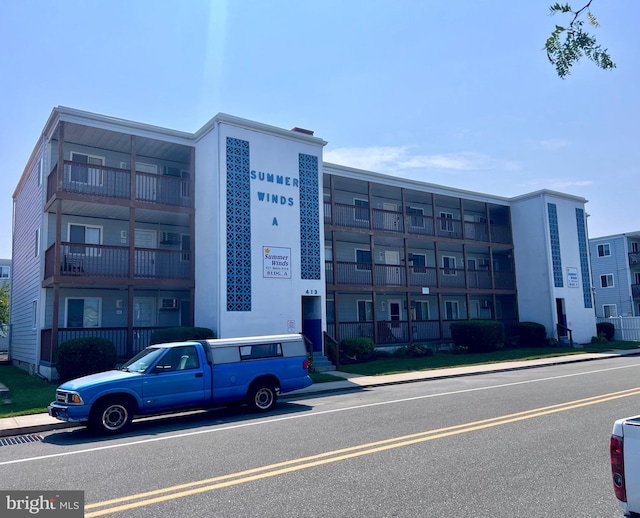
[1, 0, 639, 259]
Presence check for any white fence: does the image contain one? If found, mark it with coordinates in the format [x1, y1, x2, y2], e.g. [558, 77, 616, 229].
[596, 317, 640, 342]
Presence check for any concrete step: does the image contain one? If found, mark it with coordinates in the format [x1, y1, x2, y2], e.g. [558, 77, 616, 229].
[312, 354, 335, 372]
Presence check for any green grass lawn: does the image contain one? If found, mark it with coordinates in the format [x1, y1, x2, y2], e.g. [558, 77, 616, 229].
[330, 341, 640, 377]
[0, 365, 57, 418]
[1, 341, 638, 418]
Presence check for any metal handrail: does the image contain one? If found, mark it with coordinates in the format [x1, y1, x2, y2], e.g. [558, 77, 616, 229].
[557, 323, 573, 347]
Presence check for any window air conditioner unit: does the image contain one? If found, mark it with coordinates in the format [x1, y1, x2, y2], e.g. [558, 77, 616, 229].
[160, 298, 179, 310]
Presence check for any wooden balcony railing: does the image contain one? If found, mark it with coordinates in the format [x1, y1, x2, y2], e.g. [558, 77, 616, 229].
[47, 161, 191, 208]
[44, 243, 192, 281]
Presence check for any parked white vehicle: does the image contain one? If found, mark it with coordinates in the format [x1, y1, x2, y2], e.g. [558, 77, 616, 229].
[611, 416, 640, 514]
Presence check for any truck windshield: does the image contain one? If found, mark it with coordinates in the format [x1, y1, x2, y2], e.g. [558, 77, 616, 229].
[121, 347, 166, 373]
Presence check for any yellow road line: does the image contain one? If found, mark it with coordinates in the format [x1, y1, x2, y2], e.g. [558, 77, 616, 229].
[85, 387, 640, 517]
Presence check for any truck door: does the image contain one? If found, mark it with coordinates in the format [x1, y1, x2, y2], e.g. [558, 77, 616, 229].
[142, 345, 206, 411]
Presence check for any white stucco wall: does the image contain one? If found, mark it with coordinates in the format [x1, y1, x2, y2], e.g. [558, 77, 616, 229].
[195, 116, 326, 339]
[511, 191, 596, 344]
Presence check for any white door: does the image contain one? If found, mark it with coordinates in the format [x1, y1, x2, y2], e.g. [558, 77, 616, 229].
[135, 229, 157, 277]
[134, 297, 156, 352]
[385, 250, 401, 285]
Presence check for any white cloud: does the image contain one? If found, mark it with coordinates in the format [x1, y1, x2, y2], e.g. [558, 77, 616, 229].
[324, 146, 520, 174]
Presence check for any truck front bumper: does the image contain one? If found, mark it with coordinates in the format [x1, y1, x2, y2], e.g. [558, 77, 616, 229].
[47, 402, 89, 423]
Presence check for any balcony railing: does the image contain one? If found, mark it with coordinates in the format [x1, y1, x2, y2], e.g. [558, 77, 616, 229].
[632, 284, 640, 298]
[630, 253, 640, 266]
[493, 271, 515, 290]
[333, 261, 373, 285]
[467, 269, 492, 289]
[40, 326, 163, 363]
[44, 243, 192, 281]
[47, 161, 191, 208]
[324, 201, 512, 243]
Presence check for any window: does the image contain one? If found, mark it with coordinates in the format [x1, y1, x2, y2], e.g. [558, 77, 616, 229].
[156, 345, 200, 371]
[442, 256, 456, 275]
[34, 228, 40, 257]
[440, 211, 454, 232]
[180, 171, 191, 199]
[69, 224, 102, 256]
[633, 242, 640, 253]
[600, 274, 614, 288]
[240, 343, 283, 360]
[32, 300, 37, 330]
[326, 299, 335, 323]
[444, 300, 459, 320]
[603, 304, 617, 318]
[357, 300, 373, 321]
[635, 272, 640, 285]
[406, 206, 424, 228]
[66, 298, 101, 328]
[181, 234, 191, 262]
[411, 300, 430, 321]
[411, 254, 426, 272]
[597, 243, 611, 257]
[354, 198, 369, 221]
[0, 265, 9, 279]
[355, 249, 372, 270]
[70, 152, 104, 185]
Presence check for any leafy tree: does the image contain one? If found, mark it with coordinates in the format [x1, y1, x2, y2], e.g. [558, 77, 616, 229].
[545, 1, 616, 78]
[0, 282, 8, 327]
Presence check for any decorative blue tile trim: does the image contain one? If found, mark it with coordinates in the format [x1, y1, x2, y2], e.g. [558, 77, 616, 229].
[548, 203, 563, 287]
[226, 137, 251, 311]
[575, 208, 593, 308]
[299, 154, 321, 280]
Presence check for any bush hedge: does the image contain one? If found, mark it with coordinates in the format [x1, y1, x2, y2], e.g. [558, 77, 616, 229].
[511, 321, 547, 347]
[450, 320, 505, 353]
[55, 337, 117, 382]
[326, 337, 377, 364]
[149, 326, 215, 345]
[596, 322, 615, 341]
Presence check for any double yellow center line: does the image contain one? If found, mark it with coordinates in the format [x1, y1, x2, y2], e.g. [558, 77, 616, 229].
[86, 387, 640, 516]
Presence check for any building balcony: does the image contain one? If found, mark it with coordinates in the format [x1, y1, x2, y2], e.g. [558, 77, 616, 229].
[632, 284, 640, 298]
[46, 161, 192, 209]
[630, 253, 640, 267]
[43, 243, 193, 285]
[323, 201, 511, 243]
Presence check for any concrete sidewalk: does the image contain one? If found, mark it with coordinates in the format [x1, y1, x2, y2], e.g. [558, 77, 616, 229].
[2, 349, 638, 438]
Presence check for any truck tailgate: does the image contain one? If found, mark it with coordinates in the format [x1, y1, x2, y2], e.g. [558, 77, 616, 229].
[624, 418, 640, 511]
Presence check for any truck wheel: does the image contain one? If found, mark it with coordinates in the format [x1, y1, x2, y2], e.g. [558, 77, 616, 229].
[248, 384, 277, 412]
[90, 399, 133, 434]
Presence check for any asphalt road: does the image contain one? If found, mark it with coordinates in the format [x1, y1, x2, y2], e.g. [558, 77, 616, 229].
[2, 356, 639, 517]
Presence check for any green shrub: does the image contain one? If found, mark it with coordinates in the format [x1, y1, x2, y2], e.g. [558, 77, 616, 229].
[337, 337, 376, 363]
[55, 337, 117, 382]
[510, 322, 547, 347]
[596, 322, 615, 341]
[450, 321, 505, 353]
[393, 344, 434, 358]
[591, 335, 608, 344]
[149, 326, 215, 345]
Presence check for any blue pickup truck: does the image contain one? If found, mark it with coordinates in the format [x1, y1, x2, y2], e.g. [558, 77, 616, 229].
[48, 334, 313, 434]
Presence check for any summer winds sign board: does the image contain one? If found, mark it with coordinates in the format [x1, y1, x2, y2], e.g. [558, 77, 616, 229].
[263, 246, 291, 279]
